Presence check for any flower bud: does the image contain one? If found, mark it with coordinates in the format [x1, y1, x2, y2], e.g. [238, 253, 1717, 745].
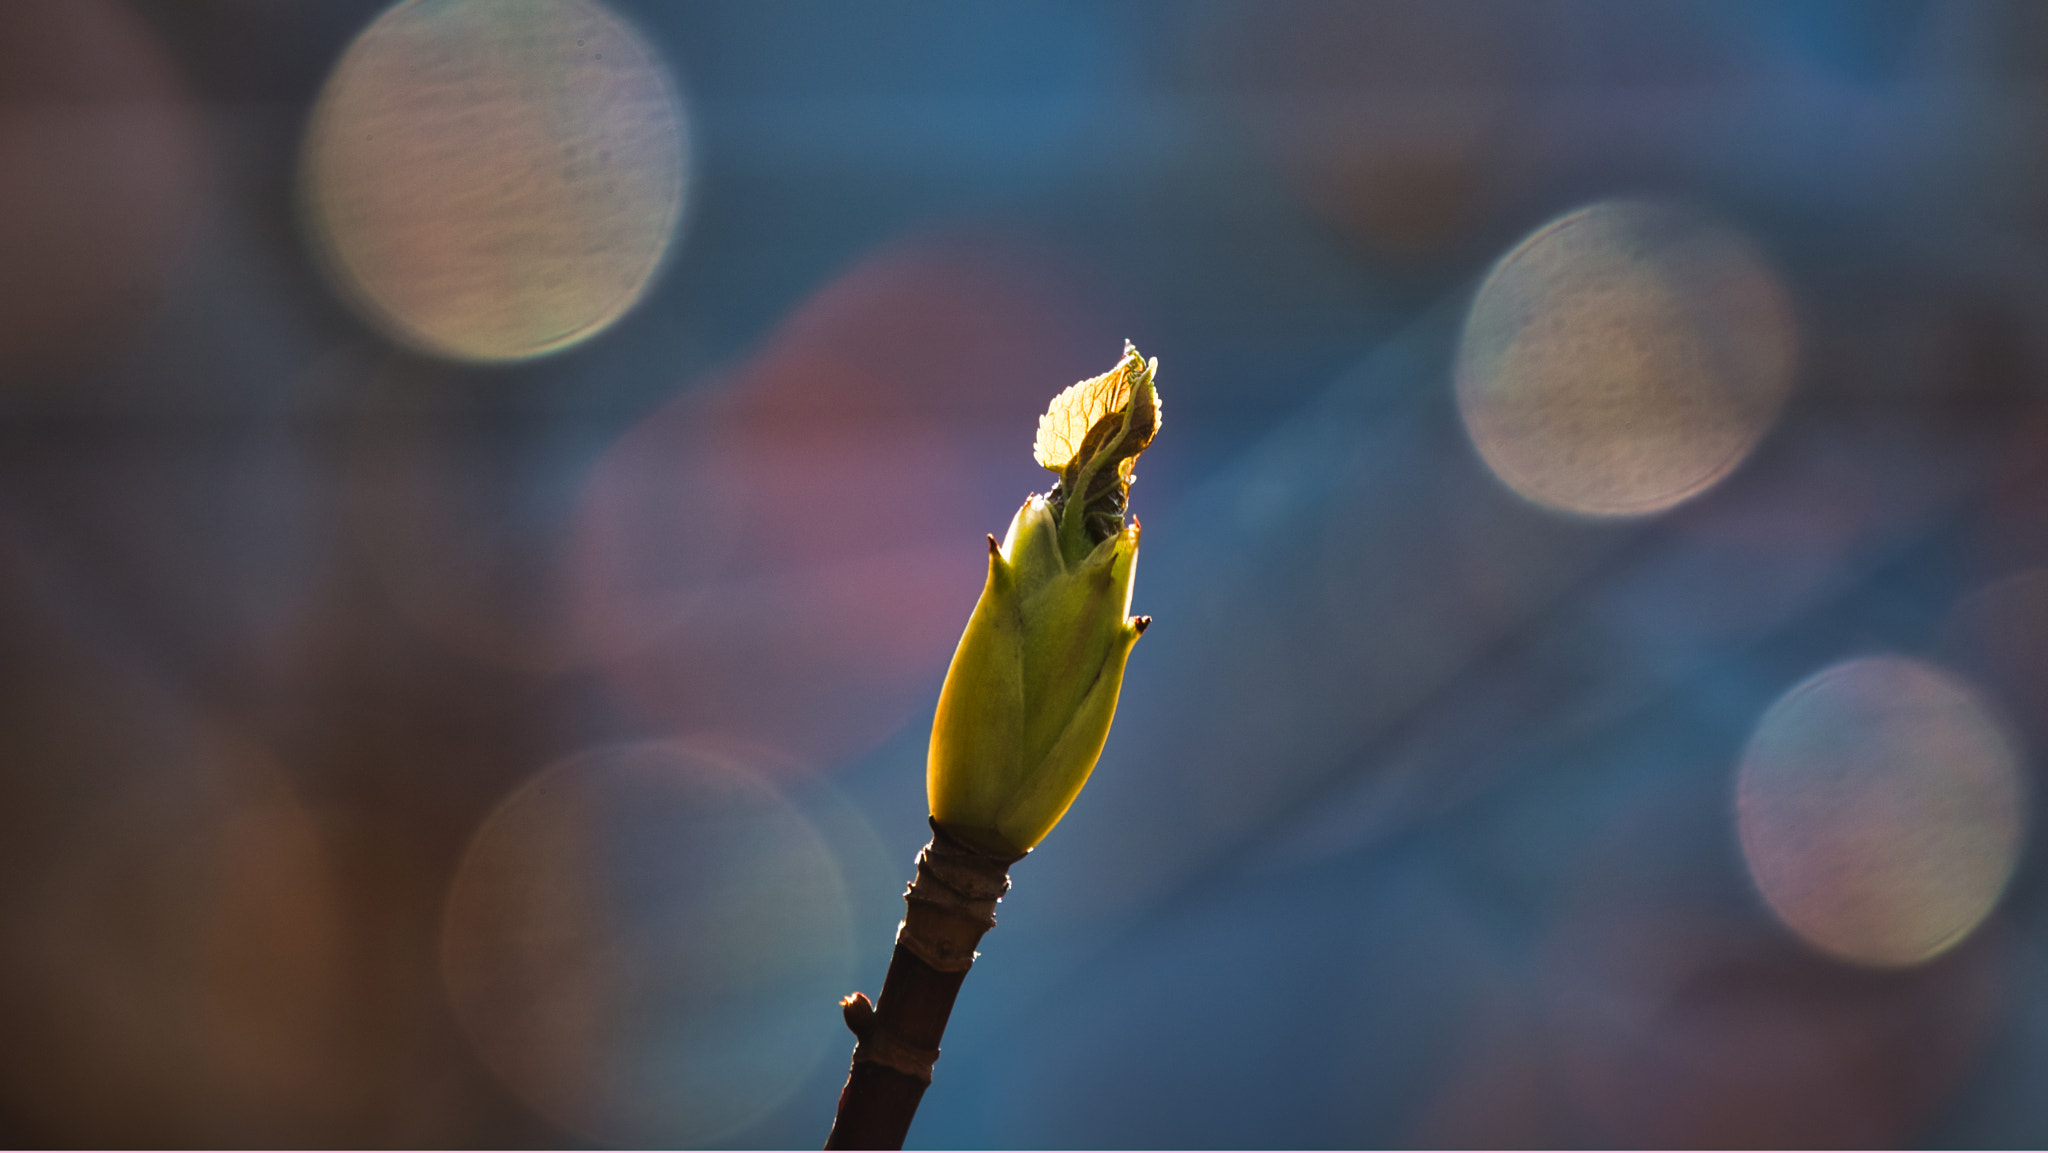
[927, 344, 1159, 857]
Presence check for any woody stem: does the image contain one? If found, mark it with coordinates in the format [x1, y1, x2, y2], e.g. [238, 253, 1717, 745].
[823, 819, 1024, 1150]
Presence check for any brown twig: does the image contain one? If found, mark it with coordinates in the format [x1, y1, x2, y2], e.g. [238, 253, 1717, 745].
[824, 819, 1025, 1150]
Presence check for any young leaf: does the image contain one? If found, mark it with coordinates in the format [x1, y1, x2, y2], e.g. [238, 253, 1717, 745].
[1033, 342, 1161, 562]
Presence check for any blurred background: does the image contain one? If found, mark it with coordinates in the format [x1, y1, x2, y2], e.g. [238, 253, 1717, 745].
[4, 0, 2048, 1146]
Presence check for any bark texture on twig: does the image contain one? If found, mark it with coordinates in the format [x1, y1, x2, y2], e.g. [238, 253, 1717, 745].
[824, 819, 1024, 1150]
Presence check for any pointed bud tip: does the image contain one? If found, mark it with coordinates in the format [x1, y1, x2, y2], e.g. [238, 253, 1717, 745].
[1133, 615, 1152, 635]
[987, 533, 1000, 555]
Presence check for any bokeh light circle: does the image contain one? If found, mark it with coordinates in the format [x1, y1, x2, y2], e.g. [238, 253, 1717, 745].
[1456, 199, 1796, 517]
[302, 0, 686, 362]
[1737, 655, 2025, 967]
[439, 742, 855, 1145]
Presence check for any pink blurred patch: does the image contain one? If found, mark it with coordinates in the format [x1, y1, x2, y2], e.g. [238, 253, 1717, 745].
[0, 0, 207, 381]
[573, 233, 1127, 766]
[1542, 897, 2005, 1148]
[1190, 0, 1531, 263]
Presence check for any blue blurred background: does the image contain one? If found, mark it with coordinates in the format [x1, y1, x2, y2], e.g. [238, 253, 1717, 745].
[5, 0, 2048, 1146]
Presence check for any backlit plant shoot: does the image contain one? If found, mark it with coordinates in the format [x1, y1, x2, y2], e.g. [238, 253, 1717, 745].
[824, 343, 1162, 1149]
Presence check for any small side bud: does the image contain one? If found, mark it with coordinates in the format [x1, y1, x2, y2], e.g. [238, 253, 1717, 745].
[840, 991, 875, 1038]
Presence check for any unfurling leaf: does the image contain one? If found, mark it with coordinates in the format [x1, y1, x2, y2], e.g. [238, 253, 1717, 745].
[1034, 342, 1162, 565]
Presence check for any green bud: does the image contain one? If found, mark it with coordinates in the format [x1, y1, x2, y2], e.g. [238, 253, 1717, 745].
[927, 345, 1160, 857]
